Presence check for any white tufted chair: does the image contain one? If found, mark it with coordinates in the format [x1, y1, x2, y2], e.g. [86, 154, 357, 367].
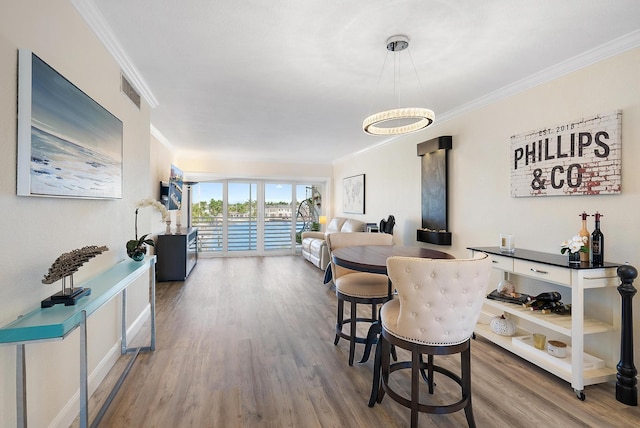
[374, 253, 491, 428]
[326, 232, 393, 365]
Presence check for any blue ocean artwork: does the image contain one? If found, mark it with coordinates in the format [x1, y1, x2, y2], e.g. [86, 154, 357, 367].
[30, 126, 121, 197]
[168, 164, 184, 210]
[21, 52, 123, 198]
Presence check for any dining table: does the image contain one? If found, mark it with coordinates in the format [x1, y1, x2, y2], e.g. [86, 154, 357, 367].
[330, 244, 454, 406]
[331, 244, 454, 276]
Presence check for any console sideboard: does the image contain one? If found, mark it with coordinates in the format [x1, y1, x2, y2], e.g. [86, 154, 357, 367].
[469, 246, 621, 400]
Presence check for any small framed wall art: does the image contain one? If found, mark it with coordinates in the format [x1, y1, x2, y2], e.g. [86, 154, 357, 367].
[17, 49, 123, 199]
[343, 174, 365, 214]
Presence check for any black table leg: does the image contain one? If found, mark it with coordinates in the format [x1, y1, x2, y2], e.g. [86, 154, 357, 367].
[360, 278, 392, 364]
[368, 330, 383, 407]
[358, 321, 381, 364]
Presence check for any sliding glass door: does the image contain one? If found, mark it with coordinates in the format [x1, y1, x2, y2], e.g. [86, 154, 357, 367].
[264, 183, 293, 251]
[191, 180, 321, 256]
[191, 182, 223, 252]
[227, 182, 258, 251]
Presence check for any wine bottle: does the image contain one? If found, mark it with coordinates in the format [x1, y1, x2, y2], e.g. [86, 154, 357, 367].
[524, 300, 545, 310]
[525, 291, 562, 302]
[542, 304, 571, 315]
[578, 212, 590, 262]
[591, 212, 604, 266]
[527, 300, 563, 311]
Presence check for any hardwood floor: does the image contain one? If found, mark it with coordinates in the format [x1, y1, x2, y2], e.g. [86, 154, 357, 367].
[74, 256, 640, 427]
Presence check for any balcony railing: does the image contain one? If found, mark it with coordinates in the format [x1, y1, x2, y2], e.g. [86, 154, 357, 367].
[192, 217, 305, 253]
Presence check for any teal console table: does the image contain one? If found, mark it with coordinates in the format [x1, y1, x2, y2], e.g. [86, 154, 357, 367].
[0, 256, 156, 428]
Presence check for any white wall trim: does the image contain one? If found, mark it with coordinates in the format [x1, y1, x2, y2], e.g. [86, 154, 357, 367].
[50, 304, 151, 428]
[151, 124, 174, 149]
[70, 0, 159, 108]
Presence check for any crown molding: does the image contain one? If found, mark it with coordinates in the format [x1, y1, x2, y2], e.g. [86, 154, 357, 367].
[150, 124, 173, 149]
[70, 0, 159, 108]
[437, 29, 640, 124]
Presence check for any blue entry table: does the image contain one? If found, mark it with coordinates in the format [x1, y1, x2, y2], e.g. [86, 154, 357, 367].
[0, 256, 156, 428]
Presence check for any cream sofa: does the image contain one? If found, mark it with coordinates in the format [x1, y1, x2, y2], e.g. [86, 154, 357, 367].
[301, 217, 365, 270]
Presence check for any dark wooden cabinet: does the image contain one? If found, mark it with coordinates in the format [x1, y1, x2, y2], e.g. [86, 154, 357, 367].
[156, 227, 198, 281]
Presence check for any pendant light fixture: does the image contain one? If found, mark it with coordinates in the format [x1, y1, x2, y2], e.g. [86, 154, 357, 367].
[363, 35, 434, 136]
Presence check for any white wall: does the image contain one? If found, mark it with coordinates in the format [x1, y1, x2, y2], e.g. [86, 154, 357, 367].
[0, 2, 157, 426]
[151, 133, 181, 227]
[333, 47, 640, 363]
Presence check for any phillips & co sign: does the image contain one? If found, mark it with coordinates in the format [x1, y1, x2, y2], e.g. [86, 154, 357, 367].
[510, 110, 621, 197]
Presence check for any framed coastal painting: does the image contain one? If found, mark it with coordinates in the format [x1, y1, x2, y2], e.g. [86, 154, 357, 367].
[343, 174, 365, 214]
[17, 49, 123, 199]
[168, 164, 184, 210]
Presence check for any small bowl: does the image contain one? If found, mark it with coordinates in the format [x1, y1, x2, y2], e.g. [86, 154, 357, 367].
[547, 340, 567, 358]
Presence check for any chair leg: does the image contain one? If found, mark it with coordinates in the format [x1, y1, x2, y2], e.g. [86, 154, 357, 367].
[462, 345, 476, 428]
[348, 300, 357, 366]
[411, 346, 420, 428]
[428, 354, 435, 394]
[417, 354, 431, 393]
[334, 298, 344, 345]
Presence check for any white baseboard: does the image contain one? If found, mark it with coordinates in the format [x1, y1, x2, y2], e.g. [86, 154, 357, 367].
[49, 304, 151, 428]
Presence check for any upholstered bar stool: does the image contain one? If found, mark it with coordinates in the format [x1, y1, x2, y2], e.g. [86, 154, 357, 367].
[326, 232, 393, 366]
[375, 253, 491, 427]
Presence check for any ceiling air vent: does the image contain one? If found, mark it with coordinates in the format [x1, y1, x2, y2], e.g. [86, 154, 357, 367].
[121, 73, 140, 108]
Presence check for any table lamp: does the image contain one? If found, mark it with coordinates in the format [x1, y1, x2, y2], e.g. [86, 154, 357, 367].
[319, 215, 327, 231]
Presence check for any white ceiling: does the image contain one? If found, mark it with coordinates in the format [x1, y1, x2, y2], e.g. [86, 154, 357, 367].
[80, 0, 640, 164]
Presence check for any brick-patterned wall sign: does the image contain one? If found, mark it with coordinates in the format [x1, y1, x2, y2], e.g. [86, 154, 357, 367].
[510, 110, 621, 197]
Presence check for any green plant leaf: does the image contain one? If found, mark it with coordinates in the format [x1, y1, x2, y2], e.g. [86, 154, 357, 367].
[127, 234, 155, 250]
[126, 240, 138, 251]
